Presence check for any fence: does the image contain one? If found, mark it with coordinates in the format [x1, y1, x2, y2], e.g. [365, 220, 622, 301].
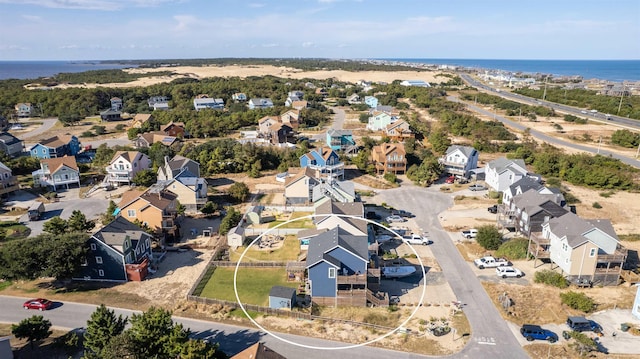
[209, 261, 304, 268]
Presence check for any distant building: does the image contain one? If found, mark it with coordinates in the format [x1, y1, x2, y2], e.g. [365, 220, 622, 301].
[249, 98, 274, 110]
[0, 132, 24, 157]
[439, 145, 478, 178]
[193, 95, 224, 110]
[400, 80, 431, 87]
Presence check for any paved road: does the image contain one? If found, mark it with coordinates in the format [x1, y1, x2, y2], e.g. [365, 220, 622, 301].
[331, 107, 347, 130]
[374, 184, 530, 359]
[459, 73, 640, 130]
[448, 96, 640, 169]
[15, 118, 58, 140]
[0, 295, 432, 358]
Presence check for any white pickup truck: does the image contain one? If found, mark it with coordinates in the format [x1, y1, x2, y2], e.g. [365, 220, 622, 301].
[403, 234, 432, 246]
[473, 256, 511, 269]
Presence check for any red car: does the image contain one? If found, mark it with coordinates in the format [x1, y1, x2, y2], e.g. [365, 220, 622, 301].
[445, 176, 456, 184]
[23, 298, 53, 311]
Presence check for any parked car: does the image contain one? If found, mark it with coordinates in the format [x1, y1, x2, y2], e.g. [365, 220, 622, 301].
[445, 175, 456, 184]
[461, 229, 478, 239]
[392, 209, 414, 218]
[385, 215, 406, 223]
[468, 184, 487, 191]
[566, 316, 602, 334]
[474, 256, 510, 269]
[366, 211, 381, 220]
[496, 266, 523, 278]
[23, 298, 53, 311]
[403, 234, 432, 246]
[520, 324, 558, 343]
[488, 205, 498, 214]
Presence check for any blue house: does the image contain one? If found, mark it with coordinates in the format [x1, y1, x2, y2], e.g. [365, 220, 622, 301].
[268, 286, 297, 310]
[29, 135, 81, 159]
[299, 146, 344, 179]
[74, 216, 153, 282]
[364, 96, 379, 108]
[306, 227, 370, 307]
[326, 129, 356, 153]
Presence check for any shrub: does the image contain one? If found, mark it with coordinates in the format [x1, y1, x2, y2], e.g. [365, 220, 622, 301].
[560, 291, 596, 312]
[115, 124, 125, 131]
[567, 330, 598, 354]
[475, 225, 502, 250]
[534, 269, 568, 288]
[592, 202, 602, 209]
[495, 238, 529, 260]
[599, 191, 614, 198]
[383, 173, 397, 184]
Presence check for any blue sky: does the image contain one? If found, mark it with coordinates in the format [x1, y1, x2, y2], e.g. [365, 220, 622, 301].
[0, 0, 638, 61]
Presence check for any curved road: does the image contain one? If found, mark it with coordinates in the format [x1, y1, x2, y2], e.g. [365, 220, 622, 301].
[448, 95, 640, 169]
[15, 118, 58, 140]
[374, 185, 530, 359]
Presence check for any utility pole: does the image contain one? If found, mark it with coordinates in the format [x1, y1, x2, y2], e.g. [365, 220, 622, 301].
[542, 77, 548, 101]
[597, 136, 602, 154]
[617, 86, 625, 115]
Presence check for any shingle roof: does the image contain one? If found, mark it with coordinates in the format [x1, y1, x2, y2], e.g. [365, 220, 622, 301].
[110, 151, 142, 164]
[445, 145, 477, 158]
[269, 285, 296, 298]
[40, 155, 78, 173]
[487, 157, 527, 174]
[93, 216, 151, 249]
[547, 212, 618, 248]
[284, 167, 316, 186]
[306, 227, 368, 268]
[327, 129, 352, 137]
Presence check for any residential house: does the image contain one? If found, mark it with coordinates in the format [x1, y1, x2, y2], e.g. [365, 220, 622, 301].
[314, 200, 368, 237]
[439, 145, 479, 178]
[0, 336, 11, 359]
[510, 189, 568, 236]
[315, 88, 328, 97]
[385, 120, 414, 142]
[326, 129, 356, 152]
[230, 342, 286, 359]
[312, 179, 355, 204]
[265, 123, 295, 145]
[502, 177, 560, 207]
[118, 187, 179, 237]
[304, 82, 316, 89]
[305, 227, 372, 307]
[290, 100, 308, 110]
[288, 90, 305, 99]
[371, 142, 407, 175]
[485, 157, 528, 192]
[0, 162, 19, 196]
[74, 217, 153, 282]
[285, 91, 304, 107]
[232, 92, 247, 102]
[366, 111, 394, 131]
[161, 121, 188, 138]
[400, 80, 431, 87]
[541, 212, 627, 286]
[300, 146, 344, 179]
[147, 96, 169, 110]
[280, 109, 300, 129]
[133, 132, 177, 148]
[157, 171, 208, 212]
[193, 95, 224, 110]
[32, 156, 81, 190]
[130, 114, 153, 129]
[29, 135, 81, 159]
[100, 108, 122, 122]
[268, 286, 297, 310]
[157, 155, 200, 181]
[0, 132, 24, 157]
[105, 151, 151, 186]
[110, 97, 123, 111]
[364, 96, 379, 108]
[258, 116, 281, 134]
[284, 168, 355, 205]
[15, 102, 33, 118]
[347, 94, 361, 104]
[248, 98, 274, 110]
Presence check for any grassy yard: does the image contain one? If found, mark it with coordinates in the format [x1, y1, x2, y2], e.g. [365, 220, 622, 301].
[267, 217, 314, 229]
[230, 235, 300, 262]
[200, 267, 298, 306]
[0, 221, 31, 243]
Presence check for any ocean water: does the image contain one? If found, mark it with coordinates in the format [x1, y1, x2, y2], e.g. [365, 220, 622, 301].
[381, 58, 640, 83]
[0, 61, 134, 80]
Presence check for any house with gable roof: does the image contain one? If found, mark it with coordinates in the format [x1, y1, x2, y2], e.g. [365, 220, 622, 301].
[147, 96, 169, 110]
[15, 102, 33, 118]
[314, 200, 369, 238]
[485, 157, 529, 192]
[32, 155, 81, 190]
[364, 96, 378, 108]
[385, 120, 413, 142]
[0, 132, 24, 157]
[105, 151, 151, 186]
[280, 109, 300, 129]
[439, 145, 479, 178]
[248, 98, 274, 110]
[510, 189, 568, 236]
[133, 132, 177, 148]
[118, 187, 179, 238]
[541, 212, 627, 285]
[157, 171, 208, 212]
[74, 216, 153, 282]
[305, 226, 371, 307]
[258, 116, 281, 134]
[157, 155, 200, 181]
[0, 161, 19, 196]
[300, 146, 344, 179]
[161, 121, 188, 138]
[193, 95, 224, 110]
[232, 92, 247, 102]
[284, 168, 355, 205]
[371, 143, 406, 175]
[366, 111, 394, 131]
[498, 177, 565, 229]
[290, 100, 308, 110]
[30, 135, 81, 159]
[347, 94, 361, 104]
[326, 129, 356, 152]
[130, 114, 154, 129]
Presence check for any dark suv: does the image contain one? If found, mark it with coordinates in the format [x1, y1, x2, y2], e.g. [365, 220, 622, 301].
[520, 324, 558, 343]
[566, 316, 602, 334]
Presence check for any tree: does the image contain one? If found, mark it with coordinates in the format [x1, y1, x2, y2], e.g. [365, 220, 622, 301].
[179, 339, 227, 359]
[12, 315, 52, 349]
[93, 143, 115, 166]
[219, 207, 242, 235]
[132, 169, 156, 187]
[200, 201, 218, 216]
[99, 332, 137, 359]
[67, 210, 95, 232]
[102, 200, 118, 225]
[43, 216, 68, 235]
[59, 112, 82, 127]
[475, 225, 503, 250]
[84, 304, 128, 356]
[127, 306, 189, 359]
[228, 182, 250, 203]
[44, 232, 89, 279]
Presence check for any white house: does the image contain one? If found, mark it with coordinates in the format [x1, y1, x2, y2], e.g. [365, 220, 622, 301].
[193, 95, 224, 110]
[400, 80, 431, 87]
[248, 98, 274, 110]
[105, 151, 151, 186]
[366, 111, 395, 131]
[502, 176, 563, 206]
[439, 145, 479, 178]
[364, 96, 379, 108]
[485, 157, 528, 192]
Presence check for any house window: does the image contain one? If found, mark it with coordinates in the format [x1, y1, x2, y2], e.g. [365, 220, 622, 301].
[328, 268, 336, 278]
[127, 209, 136, 217]
[80, 258, 88, 266]
[95, 256, 103, 264]
[90, 243, 96, 251]
[98, 269, 104, 277]
[589, 248, 597, 257]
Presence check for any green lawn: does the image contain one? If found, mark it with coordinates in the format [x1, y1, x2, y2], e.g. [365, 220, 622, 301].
[230, 235, 300, 262]
[0, 221, 31, 243]
[200, 267, 298, 306]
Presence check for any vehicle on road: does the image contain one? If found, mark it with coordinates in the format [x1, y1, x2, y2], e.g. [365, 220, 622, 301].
[566, 316, 602, 334]
[496, 266, 523, 278]
[385, 215, 406, 223]
[23, 298, 53, 311]
[474, 256, 510, 269]
[461, 229, 478, 239]
[468, 184, 487, 191]
[28, 202, 45, 221]
[520, 324, 558, 343]
[445, 175, 456, 184]
[488, 205, 498, 214]
[392, 209, 414, 218]
[403, 234, 432, 246]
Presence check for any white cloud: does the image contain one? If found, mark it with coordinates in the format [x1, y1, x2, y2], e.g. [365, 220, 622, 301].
[262, 43, 279, 48]
[302, 41, 315, 48]
[248, 3, 265, 8]
[58, 44, 79, 49]
[21, 15, 43, 22]
[0, 0, 184, 11]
